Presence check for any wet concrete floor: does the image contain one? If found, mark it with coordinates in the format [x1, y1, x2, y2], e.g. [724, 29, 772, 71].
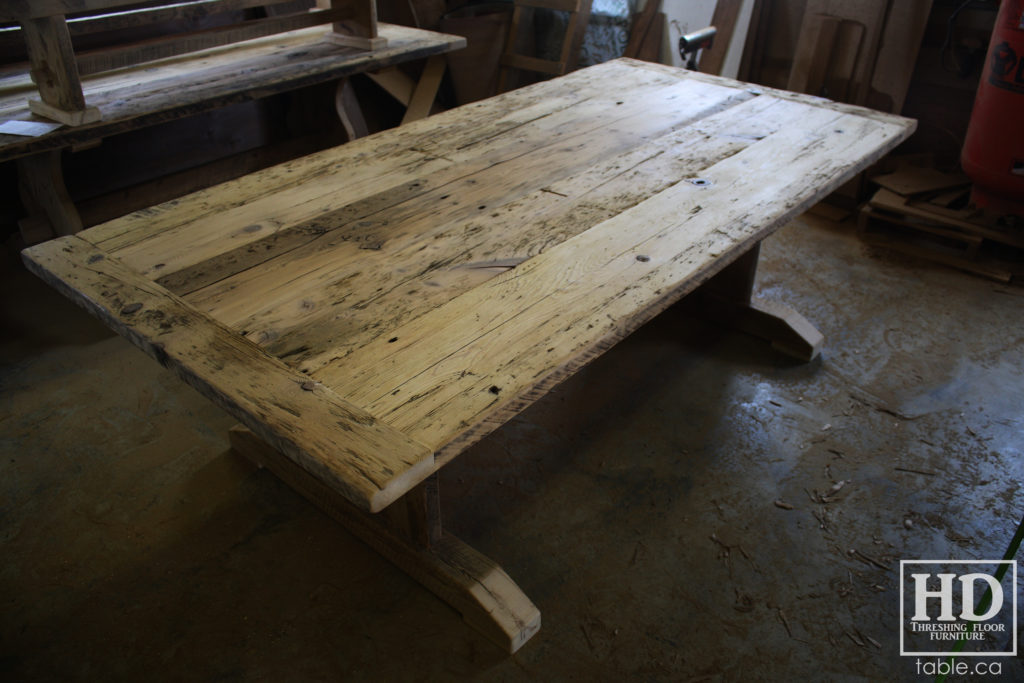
[2, 211, 1023, 681]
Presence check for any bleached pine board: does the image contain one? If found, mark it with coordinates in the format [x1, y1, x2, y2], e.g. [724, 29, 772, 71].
[20, 236, 432, 513]
[26, 58, 915, 509]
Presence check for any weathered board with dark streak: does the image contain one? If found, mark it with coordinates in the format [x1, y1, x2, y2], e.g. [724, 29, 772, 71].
[0, 23, 466, 163]
[23, 58, 915, 510]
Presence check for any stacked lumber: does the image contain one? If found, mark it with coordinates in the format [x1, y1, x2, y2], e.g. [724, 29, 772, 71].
[858, 166, 1024, 283]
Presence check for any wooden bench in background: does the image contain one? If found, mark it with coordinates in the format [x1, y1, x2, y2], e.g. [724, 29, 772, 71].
[0, 1, 464, 241]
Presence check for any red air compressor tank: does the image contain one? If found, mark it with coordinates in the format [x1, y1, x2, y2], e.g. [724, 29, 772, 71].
[961, 0, 1024, 215]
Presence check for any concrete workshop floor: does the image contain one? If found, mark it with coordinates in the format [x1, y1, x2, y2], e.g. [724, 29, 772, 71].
[2, 211, 1023, 682]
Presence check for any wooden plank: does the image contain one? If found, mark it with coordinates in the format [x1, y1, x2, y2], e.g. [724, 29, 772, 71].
[230, 426, 540, 653]
[329, 0, 383, 49]
[624, 0, 660, 59]
[869, 188, 1024, 249]
[80, 59, 674, 252]
[17, 150, 83, 239]
[334, 76, 368, 139]
[309, 94, 911, 456]
[366, 66, 415, 105]
[860, 207, 1015, 283]
[500, 52, 565, 76]
[786, 14, 840, 95]
[564, 0, 591, 72]
[867, 0, 933, 114]
[860, 205, 983, 249]
[20, 235, 435, 514]
[400, 53, 444, 124]
[824, 20, 865, 103]
[635, 12, 665, 63]
[1, 0, 151, 20]
[0, 24, 467, 163]
[75, 8, 350, 76]
[20, 14, 87, 112]
[514, 0, 580, 11]
[64, 0, 293, 36]
[788, 0, 887, 104]
[184, 91, 782, 365]
[872, 166, 970, 197]
[98, 67, 734, 283]
[698, 0, 743, 76]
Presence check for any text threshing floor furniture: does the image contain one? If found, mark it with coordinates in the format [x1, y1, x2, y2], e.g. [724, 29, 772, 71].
[21, 58, 915, 653]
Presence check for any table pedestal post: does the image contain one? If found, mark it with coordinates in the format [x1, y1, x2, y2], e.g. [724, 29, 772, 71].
[694, 242, 824, 361]
[228, 425, 541, 653]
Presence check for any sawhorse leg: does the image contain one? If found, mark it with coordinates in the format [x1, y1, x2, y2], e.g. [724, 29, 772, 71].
[17, 150, 83, 243]
[694, 242, 824, 361]
[229, 426, 541, 653]
[335, 55, 447, 140]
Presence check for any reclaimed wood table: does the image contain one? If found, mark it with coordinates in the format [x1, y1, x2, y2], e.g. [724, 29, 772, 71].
[22, 58, 915, 653]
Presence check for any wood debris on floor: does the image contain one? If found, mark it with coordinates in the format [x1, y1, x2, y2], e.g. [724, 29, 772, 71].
[857, 162, 1024, 283]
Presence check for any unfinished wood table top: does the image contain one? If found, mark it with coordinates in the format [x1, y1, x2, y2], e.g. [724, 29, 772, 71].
[0, 23, 465, 162]
[23, 58, 915, 513]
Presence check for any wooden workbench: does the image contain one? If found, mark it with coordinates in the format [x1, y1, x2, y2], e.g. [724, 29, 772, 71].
[22, 58, 915, 653]
[1, 23, 465, 238]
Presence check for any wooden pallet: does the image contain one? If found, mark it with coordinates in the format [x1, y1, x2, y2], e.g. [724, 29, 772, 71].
[859, 187, 1024, 283]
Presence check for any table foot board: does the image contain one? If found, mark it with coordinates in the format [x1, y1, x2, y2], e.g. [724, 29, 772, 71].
[228, 426, 541, 654]
[694, 242, 824, 362]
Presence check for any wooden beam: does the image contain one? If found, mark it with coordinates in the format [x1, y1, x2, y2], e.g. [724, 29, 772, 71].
[513, 0, 579, 11]
[400, 54, 445, 124]
[17, 150, 83, 241]
[693, 243, 824, 361]
[334, 77, 368, 140]
[230, 426, 541, 653]
[2, 0, 155, 21]
[327, 0, 386, 50]
[64, 0, 295, 37]
[698, 0, 743, 76]
[366, 66, 415, 105]
[75, 8, 351, 76]
[20, 15, 91, 117]
[623, 0, 660, 59]
[20, 235, 435, 514]
[500, 52, 565, 76]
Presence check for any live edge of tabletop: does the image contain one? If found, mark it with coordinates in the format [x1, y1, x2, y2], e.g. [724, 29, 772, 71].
[21, 58, 915, 654]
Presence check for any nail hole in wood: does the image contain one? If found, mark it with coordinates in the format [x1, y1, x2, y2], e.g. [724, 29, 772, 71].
[489, 385, 501, 395]
[388, 337, 398, 343]
[636, 254, 650, 262]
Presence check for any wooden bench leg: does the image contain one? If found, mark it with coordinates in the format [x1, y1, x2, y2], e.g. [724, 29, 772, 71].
[228, 425, 541, 653]
[335, 78, 369, 140]
[694, 242, 824, 361]
[366, 55, 448, 125]
[400, 55, 446, 124]
[17, 150, 84, 243]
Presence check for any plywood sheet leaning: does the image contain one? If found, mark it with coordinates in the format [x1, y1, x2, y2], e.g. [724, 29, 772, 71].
[787, 0, 888, 104]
